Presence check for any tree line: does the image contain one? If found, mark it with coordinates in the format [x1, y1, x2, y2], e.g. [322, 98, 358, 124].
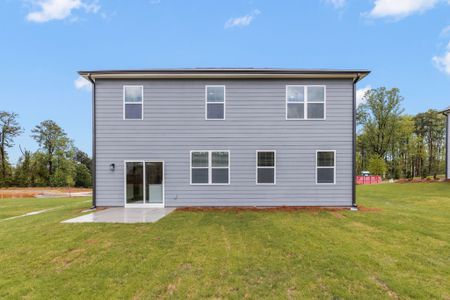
[0, 112, 91, 187]
[357, 87, 446, 179]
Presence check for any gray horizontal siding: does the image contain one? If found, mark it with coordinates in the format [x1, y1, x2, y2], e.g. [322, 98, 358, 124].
[95, 79, 354, 207]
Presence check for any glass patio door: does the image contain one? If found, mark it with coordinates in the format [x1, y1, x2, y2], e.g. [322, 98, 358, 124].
[125, 161, 164, 206]
[145, 162, 163, 204]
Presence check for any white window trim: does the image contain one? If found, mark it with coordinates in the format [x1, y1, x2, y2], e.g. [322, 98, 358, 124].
[205, 85, 226, 120]
[285, 85, 326, 120]
[123, 85, 144, 120]
[190, 150, 230, 185]
[315, 150, 336, 185]
[123, 160, 165, 208]
[256, 150, 276, 185]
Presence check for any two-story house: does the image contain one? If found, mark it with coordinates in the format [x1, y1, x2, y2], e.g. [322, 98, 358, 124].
[79, 68, 370, 208]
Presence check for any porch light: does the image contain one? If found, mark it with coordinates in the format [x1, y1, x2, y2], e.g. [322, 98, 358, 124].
[110, 163, 115, 171]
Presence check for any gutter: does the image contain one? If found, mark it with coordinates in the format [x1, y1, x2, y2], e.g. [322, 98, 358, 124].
[352, 73, 361, 208]
[86, 74, 96, 208]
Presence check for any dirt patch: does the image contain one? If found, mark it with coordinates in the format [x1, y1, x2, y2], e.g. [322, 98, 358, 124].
[0, 187, 91, 199]
[358, 205, 382, 212]
[85, 239, 98, 245]
[177, 205, 383, 214]
[51, 248, 86, 271]
[329, 211, 345, 218]
[397, 178, 443, 183]
[371, 276, 399, 299]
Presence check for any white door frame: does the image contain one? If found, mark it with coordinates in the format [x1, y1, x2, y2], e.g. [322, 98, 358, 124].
[124, 160, 165, 208]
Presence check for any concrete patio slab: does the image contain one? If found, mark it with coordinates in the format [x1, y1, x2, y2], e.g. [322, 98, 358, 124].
[62, 207, 175, 223]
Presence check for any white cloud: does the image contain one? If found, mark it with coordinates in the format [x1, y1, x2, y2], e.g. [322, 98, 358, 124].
[367, 0, 438, 19]
[356, 85, 372, 107]
[433, 42, 450, 75]
[324, 0, 346, 9]
[441, 25, 450, 36]
[224, 9, 260, 29]
[74, 76, 92, 91]
[26, 0, 100, 23]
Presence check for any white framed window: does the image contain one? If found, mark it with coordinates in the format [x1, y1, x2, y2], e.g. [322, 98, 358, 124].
[123, 85, 144, 120]
[286, 85, 326, 120]
[191, 150, 230, 185]
[205, 85, 225, 120]
[316, 150, 336, 184]
[256, 151, 276, 184]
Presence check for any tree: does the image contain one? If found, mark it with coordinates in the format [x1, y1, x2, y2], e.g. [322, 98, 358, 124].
[14, 146, 34, 187]
[31, 120, 72, 185]
[0, 112, 22, 181]
[74, 163, 92, 187]
[73, 148, 92, 172]
[357, 87, 404, 158]
[367, 156, 387, 177]
[414, 110, 446, 179]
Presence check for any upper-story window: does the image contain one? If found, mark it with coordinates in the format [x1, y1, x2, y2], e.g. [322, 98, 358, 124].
[124, 86, 143, 120]
[206, 86, 225, 120]
[286, 85, 326, 120]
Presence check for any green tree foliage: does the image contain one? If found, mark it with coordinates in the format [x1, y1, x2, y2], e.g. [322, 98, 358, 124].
[414, 110, 446, 179]
[74, 148, 92, 172]
[75, 163, 92, 187]
[14, 147, 34, 187]
[357, 87, 404, 157]
[0, 111, 22, 185]
[31, 120, 73, 186]
[0, 115, 92, 188]
[357, 88, 446, 179]
[367, 156, 387, 176]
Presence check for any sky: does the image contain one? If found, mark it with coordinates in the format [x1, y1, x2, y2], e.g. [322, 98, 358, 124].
[1, 0, 450, 164]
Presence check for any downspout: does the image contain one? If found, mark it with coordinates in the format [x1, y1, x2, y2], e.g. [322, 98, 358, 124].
[352, 74, 361, 208]
[445, 112, 449, 180]
[87, 74, 96, 208]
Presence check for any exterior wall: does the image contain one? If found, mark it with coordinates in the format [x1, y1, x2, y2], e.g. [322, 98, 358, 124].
[95, 78, 354, 207]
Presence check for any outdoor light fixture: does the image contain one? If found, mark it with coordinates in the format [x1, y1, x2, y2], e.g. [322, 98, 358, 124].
[110, 163, 115, 171]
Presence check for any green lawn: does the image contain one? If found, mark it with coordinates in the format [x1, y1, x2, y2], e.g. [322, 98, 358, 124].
[0, 183, 449, 299]
[0, 197, 90, 219]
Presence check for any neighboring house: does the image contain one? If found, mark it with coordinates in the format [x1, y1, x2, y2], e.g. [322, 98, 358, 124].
[79, 68, 370, 208]
[442, 106, 450, 180]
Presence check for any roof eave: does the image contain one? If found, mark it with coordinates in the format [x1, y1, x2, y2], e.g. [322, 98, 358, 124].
[78, 69, 370, 82]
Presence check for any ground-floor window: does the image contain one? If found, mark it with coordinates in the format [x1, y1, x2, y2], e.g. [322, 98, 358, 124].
[316, 151, 336, 184]
[125, 161, 163, 204]
[256, 151, 276, 184]
[191, 151, 230, 185]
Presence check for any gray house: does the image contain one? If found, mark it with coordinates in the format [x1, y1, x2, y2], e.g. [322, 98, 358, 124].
[442, 106, 450, 180]
[79, 68, 370, 208]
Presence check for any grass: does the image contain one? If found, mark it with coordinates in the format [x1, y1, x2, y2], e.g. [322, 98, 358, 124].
[0, 197, 90, 219]
[0, 183, 449, 299]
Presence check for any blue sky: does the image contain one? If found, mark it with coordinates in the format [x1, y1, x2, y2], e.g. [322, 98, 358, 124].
[1, 0, 450, 164]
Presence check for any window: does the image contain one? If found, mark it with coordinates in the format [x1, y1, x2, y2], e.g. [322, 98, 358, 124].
[191, 151, 230, 184]
[124, 86, 143, 120]
[286, 85, 325, 120]
[316, 151, 336, 184]
[257, 151, 276, 184]
[206, 86, 225, 120]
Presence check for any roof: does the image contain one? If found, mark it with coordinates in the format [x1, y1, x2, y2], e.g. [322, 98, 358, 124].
[78, 68, 370, 82]
[440, 106, 450, 115]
